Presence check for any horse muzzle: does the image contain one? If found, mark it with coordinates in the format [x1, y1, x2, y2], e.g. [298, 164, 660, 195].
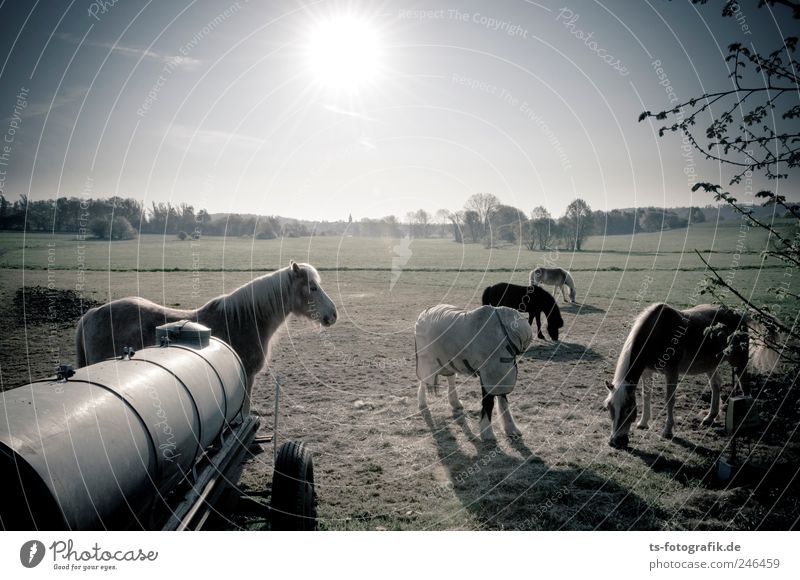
[321, 312, 337, 327]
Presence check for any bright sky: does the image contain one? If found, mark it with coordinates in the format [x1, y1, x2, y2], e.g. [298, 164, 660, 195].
[0, 0, 795, 221]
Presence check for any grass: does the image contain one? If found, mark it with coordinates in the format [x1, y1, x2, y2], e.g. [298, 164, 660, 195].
[0, 219, 790, 273]
[0, 225, 796, 531]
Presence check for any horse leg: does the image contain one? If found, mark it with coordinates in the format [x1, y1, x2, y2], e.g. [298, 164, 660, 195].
[663, 371, 678, 438]
[561, 284, 569, 302]
[534, 311, 544, 339]
[637, 370, 653, 429]
[447, 375, 463, 415]
[497, 395, 522, 439]
[418, 380, 428, 410]
[702, 370, 721, 425]
[479, 387, 496, 442]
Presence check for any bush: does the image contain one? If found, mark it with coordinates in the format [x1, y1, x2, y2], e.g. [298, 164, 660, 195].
[89, 216, 137, 240]
[177, 231, 188, 240]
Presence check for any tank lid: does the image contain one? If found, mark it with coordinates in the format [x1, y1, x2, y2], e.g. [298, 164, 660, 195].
[156, 320, 211, 348]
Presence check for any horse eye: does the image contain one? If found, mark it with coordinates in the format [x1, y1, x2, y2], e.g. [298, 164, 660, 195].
[310, 285, 318, 292]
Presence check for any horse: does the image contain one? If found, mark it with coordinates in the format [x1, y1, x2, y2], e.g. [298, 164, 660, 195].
[481, 282, 563, 341]
[604, 302, 778, 449]
[415, 304, 533, 442]
[75, 261, 337, 408]
[530, 267, 577, 303]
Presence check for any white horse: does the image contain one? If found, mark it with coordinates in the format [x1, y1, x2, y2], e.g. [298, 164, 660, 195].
[604, 303, 778, 449]
[530, 267, 577, 303]
[415, 304, 533, 441]
[75, 261, 337, 406]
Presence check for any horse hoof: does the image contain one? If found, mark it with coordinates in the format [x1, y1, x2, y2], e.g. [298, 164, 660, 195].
[661, 430, 674, 439]
[636, 424, 649, 430]
[451, 406, 464, 417]
[701, 417, 716, 427]
[507, 431, 523, 440]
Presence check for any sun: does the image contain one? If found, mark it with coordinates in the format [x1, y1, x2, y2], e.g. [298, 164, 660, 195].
[307, 15, 382, 92]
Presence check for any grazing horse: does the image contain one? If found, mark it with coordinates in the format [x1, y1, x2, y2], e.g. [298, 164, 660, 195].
[415, 304, 533, 442]
[604, 303, 778, 449]
[530, 267, 577, 303]
[75, 261, 337, 406]
[481, 282, 563, 341]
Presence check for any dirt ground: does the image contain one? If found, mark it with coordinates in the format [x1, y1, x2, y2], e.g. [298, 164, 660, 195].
[2, 268, 798, 530]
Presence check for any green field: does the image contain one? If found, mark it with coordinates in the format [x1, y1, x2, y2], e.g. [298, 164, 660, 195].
[0, 225, 797, 531]
[0, 219, 789, 274]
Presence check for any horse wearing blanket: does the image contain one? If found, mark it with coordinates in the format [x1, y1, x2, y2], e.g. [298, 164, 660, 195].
[415, 304, 533, 441]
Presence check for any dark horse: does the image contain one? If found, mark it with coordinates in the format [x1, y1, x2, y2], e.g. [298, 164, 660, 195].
[481, 282, 563, 341]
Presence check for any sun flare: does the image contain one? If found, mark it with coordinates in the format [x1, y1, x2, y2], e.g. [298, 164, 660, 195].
[307, 15, 382, 92]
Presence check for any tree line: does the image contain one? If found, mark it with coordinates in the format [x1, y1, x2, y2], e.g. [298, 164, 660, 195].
[0, 195, 310, 240]
[0, 192, 707, 249]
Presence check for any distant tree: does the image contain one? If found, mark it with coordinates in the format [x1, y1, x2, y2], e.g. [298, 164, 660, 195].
[530, 206, 555, 249]
[562, 198, 593, 251]
[447, 211, 464, 243]
[464, 193, 499, 241]
[462, 209, 482, 243]
[435, 209, 450, 237]
[490, 205, 527, 243]
[689, 206, 706, 224]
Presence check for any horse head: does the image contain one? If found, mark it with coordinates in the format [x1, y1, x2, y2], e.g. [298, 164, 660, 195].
[541, 289, 563, 341]
[289, 261, 338, 327]
[604, 380, 637, 449]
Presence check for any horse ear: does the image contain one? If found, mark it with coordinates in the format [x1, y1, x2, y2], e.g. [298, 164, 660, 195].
[605, 380, 614, 391]
[290, 260, 300, 274]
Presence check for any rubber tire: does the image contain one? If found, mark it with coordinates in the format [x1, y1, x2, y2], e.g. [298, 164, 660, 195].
[270, 441, 317, 530]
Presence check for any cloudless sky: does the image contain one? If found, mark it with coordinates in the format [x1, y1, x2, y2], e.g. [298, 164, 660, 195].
[0, 0, 796, 221]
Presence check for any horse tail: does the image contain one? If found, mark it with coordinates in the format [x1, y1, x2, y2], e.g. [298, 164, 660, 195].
[563, 270, 577, 302]
[746, 313, 781, 374]
[481, 285, 493, 306]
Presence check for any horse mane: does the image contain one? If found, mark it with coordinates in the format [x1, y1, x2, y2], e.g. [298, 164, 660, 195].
[613, 303, 663, 386]
[203, 264, 319, 324]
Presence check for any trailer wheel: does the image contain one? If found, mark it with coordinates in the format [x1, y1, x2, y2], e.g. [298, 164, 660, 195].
[270, 441, 317, 530]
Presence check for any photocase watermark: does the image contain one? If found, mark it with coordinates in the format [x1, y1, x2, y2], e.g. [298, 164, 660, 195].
[651, 60, 697, 188]
[19, 540, 46, 568]
[519, 485, 571, 529]
[0, 86, 29, 197]
[137, 2, 246, 117]
[398, 8, 530, 37]
[87, 0, 122, 21]
[451, 73, 572, 171]
[556, 8, 629, 76]
[729, 2, 753, 36]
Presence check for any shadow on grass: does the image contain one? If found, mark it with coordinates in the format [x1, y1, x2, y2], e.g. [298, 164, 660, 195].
[522, 340, 604, 362]
[561, 302, 606, 315]
[421, 410, 664, 530]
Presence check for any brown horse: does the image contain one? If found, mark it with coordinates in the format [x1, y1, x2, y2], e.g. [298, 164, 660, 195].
[75, 261, 337, 405]
[604, 302, 777, 448]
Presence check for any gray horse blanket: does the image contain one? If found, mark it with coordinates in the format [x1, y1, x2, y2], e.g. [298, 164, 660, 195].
[415, 304, 532, 395]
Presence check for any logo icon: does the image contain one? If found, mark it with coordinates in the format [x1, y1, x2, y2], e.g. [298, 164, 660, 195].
[390, 234, 413, 291]
[20, 540, 46, 568]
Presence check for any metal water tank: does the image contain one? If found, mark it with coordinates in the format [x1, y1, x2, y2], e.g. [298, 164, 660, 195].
[0, 321, 248, 530]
